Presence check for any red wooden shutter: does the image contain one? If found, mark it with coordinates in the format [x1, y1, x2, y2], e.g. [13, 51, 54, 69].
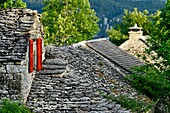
[37, 38, 42, 71]
[29, 39, 34, 73]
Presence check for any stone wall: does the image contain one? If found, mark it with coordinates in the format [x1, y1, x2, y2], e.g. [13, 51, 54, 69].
[0, 8, 44, 101]
[128, 31, 143, 41]
[0, 62, 31, 100]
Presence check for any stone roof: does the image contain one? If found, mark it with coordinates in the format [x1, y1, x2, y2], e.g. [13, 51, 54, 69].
[26, 40, 151, 113]
[119, 35, 155, 63]
[119, 36, 148, 55]
[86, 39, 145, 73]
[119, 24, 156, 63]
[0, 8, 42, 62]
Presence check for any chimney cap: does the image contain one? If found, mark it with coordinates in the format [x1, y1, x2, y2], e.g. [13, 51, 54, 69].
[129, 24, 142, 30]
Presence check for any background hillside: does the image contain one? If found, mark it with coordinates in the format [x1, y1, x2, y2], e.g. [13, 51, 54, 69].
[23, 0, 166, 37]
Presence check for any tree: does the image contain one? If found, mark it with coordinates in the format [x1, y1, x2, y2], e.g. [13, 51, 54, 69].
[148, 1, 170, 73]
[21, 0, 165, 38]
[107, 29, 128, 46]
[0, 0, 26, 9]
[118, 8, 152, 35]
[42, 0, 99, 45]
[89, 0, 165, 38]
[128, 2, 170, 112]
[107, 8, 161, 45]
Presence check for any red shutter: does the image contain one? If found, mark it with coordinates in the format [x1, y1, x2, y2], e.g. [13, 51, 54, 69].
[29, 39, 34, 73]
[37, 38, 42, 71]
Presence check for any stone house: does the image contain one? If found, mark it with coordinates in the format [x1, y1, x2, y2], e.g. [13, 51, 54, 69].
[26, 39, 149, 112]
[0, 8, 44, 101]
[0, 9, 152, 112]
[119, 24, 154, 63]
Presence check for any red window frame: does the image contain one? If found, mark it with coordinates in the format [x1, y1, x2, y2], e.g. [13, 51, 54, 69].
[29, 39, 34, 73]
[37, 38, 42, 71]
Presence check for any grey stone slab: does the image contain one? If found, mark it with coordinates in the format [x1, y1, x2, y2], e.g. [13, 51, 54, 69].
[36, 69, 66, 75]
[118, 110, 131, 113]
[44, 59, 68, 66]
[6, 65, 26, 74]
[90, 107, 109, 111]
[42, 65, 66, 70]
[26, 45, 151, 113]
[0, 8, 43, 62]
[0, 66, 6, 73]
[0, 89, 8, 94]
[86, 40, 145, 72]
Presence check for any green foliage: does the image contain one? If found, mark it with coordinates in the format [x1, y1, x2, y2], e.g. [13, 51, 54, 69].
[128, 66, 170, 100]
[0, 99, 31, 113]
[89, 0, 165, 37]
[107, 28, 128, 46]
[119, 8, 156, 35]
[107, 8, 161, 45]
[0, 0, 26, 9]
[42, 0, 99, 45]
[147, 1, 170, 73]
[22, 0, 165, 37]
[127, 65, 170, 112]
[127, 2, 170, 110]
[99, 91, 154, 112]
[97, 61, 104, 67]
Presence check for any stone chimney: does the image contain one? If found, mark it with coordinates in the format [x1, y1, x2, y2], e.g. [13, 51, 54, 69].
[128, 24, 143, 41]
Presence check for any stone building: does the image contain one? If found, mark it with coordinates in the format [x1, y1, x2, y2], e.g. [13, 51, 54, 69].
[119, 24, 153, 63]
[27, 39, 149, 113]
[0, 9, 152, 112]
[0, 8, 44, 101]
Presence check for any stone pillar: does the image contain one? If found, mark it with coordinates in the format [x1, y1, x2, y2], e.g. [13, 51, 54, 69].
[128, 24, 143, 41]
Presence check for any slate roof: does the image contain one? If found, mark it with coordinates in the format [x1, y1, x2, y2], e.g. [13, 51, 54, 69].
[119, 35, 156, 63]
[86, 39, 145, 73]
[27, 44, 151, 113]
[0, 8, 41, 62]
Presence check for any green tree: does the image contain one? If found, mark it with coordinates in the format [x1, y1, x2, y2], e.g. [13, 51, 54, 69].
[148, 1, 170, 73]
[107, 29, 128, 46]
[128, 1, 170, 112]
[0, 0, 26, 9]
[42, 0, 99, 45]
[107, 8, 161, 45]
[118, 8, 153, 35]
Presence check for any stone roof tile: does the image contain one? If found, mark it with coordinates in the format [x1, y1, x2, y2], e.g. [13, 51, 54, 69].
[26, 45, 151, 112]
[0, 8, 40, 62]
[86, 40, 145, 72]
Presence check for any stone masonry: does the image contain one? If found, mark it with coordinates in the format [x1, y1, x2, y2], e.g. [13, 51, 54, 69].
[0, 8, 44, 101]
[27, 45, 152, 113]
[119, 24, 155, 63]
[0, 9, 152, 112]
